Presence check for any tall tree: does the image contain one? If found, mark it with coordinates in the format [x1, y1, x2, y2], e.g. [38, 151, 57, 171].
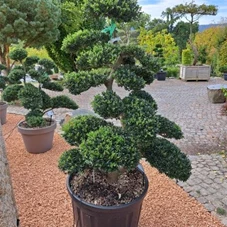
[172, 21, 198, 58]
[147, 18, 168, 33]
[117, 12, 151, 45]
[161, 7, 181, 33]
[45, 0, 105, 72]
[172, 1, 218, 65]
[0, 0, 61, 71]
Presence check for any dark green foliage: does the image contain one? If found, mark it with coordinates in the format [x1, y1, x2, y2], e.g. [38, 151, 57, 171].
[84, 0, 141, 23]
[18, 84, 43, 110]
[129, 90, 157, 110]
[62, 115, 112, 146]
[219, 66, 227, 73]
[58, 148, 88, 174]
[25, 110, 45, 128]
[51, 95, 78, 109]
[0, 77, 6, 89]
[156, 115, 183, 139]
[114, 65, 146, 91]
[42, 82, 63, 91]
[8, 49, 27, 62]
[28, 69, 42, 81]
[24, 56, 39, 70]
[64, 71, 93, 95]
[38, 58, 56, 73]
[62, 30, 110, 54]
[80, 126, 140, 172]
[122, 96, 158, 144]
[2, 84, 23, 102]
[59, 0, 191, 182]
[64, 69, 109, 95]
[39, 90, 53, 111]
[166, 66, 179, 78]
[8, 69, 25, 83]
[0, 64, 7, 71]
[76, 44, 121, 70]
[144, 138, 191, 181]
[92, 90, 124, 119]
[153, 44, 165, 68]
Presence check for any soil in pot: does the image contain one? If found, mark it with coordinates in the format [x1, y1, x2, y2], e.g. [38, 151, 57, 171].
[68, 168, 148, 227]
[70, 168, 146, 206]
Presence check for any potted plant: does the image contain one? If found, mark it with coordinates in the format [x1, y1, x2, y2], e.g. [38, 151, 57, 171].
[172, 2, 217, 81]
[0, 64, 8, 124]
[58, 1, 192, 226]
[219, 66, 227, 80]
[2, 48, 78, 153]
[153, 44, 167, 81]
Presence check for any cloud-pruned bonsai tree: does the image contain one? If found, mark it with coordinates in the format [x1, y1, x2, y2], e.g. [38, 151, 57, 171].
[172, 1, 218, 65]
[2, 48, 78, 127]
[58, 0, 191, 204]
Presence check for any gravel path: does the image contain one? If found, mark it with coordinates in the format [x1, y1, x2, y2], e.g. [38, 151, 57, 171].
[3, 114, 224, 227]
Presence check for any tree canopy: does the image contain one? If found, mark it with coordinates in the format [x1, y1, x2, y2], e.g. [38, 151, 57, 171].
[0, 0, 61, 69]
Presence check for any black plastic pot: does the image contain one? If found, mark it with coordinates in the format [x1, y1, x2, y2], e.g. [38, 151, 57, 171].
[156, 71, 166, 81]
[67, 167, 149, 227]
[224, 73, 227, 81]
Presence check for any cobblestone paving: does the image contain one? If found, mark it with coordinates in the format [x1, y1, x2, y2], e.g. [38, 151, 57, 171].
[178, 154, 227, 225]
[7, 77, 227, 225]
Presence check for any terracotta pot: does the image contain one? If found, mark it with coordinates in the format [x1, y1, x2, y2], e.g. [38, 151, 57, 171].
[67, 167, 148, 227]
[0, 102, 7, 125]
[17, 120, 56, 154]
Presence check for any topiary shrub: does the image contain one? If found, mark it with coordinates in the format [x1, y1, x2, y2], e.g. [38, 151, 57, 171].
[58, 0, 191, 204]
[3, 48, 78, 127]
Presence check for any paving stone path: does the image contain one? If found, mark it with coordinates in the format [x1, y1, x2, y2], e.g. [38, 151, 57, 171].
[7, 77, 227, 225]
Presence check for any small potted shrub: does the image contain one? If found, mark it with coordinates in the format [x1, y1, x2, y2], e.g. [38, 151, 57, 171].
[219, 66, 227, 80]
[58, 1, 192, 226]
[0, 64, 8, 124]
[2, 48, 78, 153]
[153, 44, 167, 81]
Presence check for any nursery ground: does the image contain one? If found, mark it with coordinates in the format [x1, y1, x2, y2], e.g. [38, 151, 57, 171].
[6, 77, 227, 225]
[3, 114, 225, 227]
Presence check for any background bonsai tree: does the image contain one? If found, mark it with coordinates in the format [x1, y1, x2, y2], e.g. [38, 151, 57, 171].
[2, 48, 78, 127]
[59, 0, 191, 189]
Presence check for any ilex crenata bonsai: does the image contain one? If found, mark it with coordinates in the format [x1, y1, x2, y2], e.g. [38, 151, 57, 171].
[58, 0, 191, 183]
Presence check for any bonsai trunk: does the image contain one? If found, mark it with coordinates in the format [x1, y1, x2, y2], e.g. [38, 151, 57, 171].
[0, 44, 10, 75]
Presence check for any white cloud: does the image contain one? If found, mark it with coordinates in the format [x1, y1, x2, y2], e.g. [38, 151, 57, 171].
[138, 0, 222, 25]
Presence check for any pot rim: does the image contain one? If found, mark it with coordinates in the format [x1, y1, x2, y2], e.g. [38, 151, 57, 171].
[66, 167, 149, 210]
[17, 119, 56, 132]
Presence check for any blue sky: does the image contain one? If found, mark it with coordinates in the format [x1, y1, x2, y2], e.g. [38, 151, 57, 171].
[138, 0, 226, 25]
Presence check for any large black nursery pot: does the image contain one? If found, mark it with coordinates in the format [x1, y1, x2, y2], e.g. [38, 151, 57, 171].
[156, 71, 166, 81]
[67, 167, 149, 227]
[17, 120, 57, 154]
[0, 101, 7, 125]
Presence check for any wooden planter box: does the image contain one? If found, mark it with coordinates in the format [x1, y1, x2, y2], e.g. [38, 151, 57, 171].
[180, 65, 211, 81]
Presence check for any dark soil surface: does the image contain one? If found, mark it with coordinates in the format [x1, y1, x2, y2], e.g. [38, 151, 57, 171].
[70, 168, 145, 206]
